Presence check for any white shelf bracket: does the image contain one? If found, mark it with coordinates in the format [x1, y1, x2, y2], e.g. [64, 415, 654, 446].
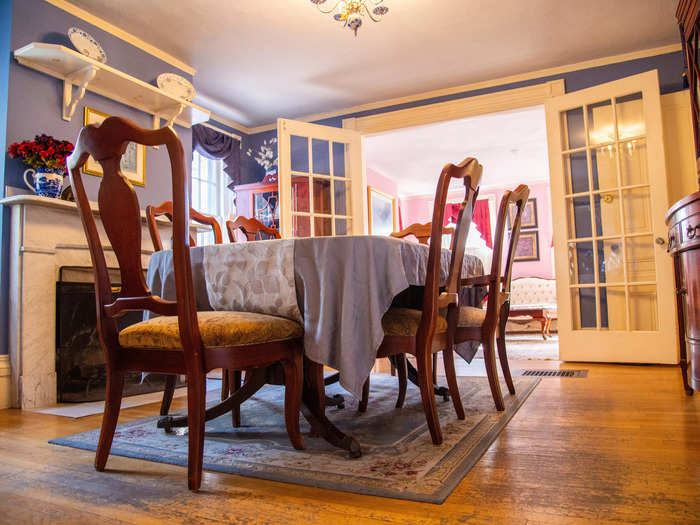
[62, 65, 97, 121]
[163, 103, 185, 130]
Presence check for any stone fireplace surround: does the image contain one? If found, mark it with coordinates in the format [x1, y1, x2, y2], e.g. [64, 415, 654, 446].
[0, 193, 184, 409]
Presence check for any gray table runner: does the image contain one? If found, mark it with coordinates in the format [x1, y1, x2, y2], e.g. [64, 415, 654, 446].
[146, 236, 484, 398]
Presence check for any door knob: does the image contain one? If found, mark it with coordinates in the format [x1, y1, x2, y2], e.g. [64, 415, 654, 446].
[655, 237, 666, 246]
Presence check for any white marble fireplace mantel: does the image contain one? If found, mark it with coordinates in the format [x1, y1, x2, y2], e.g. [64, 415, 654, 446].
[0, 194, 184, 408]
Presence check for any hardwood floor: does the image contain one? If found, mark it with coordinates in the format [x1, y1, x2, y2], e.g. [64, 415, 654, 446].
[0, 360, 698, 524]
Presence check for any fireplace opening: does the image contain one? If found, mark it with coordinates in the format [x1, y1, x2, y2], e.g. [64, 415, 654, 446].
[56, 266, 184, 403]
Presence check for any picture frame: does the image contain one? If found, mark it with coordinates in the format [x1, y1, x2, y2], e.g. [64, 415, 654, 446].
[508, 198, 537, 230]
[83, 107, 146, 186]
[514, 230, 540, 261]
[367, 186, 396, 236]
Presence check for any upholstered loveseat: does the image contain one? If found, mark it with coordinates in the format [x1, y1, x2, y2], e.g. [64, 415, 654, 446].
[507, 277, 558, 339]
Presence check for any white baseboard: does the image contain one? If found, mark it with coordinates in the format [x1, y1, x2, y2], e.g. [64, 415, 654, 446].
[0, 355, 11, 409]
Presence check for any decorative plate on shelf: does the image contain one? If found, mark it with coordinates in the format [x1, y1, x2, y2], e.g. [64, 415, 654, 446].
[157, 73, 196, 101]
[68, 27, 107, 63]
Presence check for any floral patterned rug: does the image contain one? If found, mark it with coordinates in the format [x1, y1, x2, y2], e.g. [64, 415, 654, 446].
[50, 374, 539, 503]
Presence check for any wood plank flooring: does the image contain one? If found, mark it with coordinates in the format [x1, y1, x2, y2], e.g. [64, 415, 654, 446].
[0, 360, 698, 524]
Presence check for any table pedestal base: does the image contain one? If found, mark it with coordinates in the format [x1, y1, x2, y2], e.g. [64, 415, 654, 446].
[157, 359, 362, 458]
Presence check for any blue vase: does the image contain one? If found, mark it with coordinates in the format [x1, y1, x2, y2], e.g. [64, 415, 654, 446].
[23, 168, 64, 198]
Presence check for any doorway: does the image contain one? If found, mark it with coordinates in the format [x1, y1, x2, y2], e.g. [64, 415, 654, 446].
[363, 105, 559, 360]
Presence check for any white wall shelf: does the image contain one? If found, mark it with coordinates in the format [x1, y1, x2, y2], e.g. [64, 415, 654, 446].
[14, 42, 210, 129]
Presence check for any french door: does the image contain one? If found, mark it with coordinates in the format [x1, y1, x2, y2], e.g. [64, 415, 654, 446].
[545, 71, 677, 363]
[277, 118, 366, 238]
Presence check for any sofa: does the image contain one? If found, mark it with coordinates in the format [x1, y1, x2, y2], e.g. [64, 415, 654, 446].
[507, 277, 558, 339]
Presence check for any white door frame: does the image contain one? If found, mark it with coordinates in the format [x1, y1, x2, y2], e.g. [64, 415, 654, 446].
[342, 80, 565, 135]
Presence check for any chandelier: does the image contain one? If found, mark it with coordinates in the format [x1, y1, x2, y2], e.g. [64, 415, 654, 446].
[310, 1, 389, 36]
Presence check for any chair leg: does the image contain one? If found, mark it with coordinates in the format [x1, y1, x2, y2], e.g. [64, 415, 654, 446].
[358, 376, 370, 413]
[186, 374, 206, 492]
[442, 347, 465, 420]
[231, 369, 242, 427]
[95, 371, 125, 472]
[483, 335, 505, 411]
[497, 313, 516, 396]
[432, 353, 438, 385]
[417, 348, 442, 445]
[160, 375, 177, 416]
[221, 369, 230, 401]
[395, 354, 408, 408]
[281, 353, 305, 450]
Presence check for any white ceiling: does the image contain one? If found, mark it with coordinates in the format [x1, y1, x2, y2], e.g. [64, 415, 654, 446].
[68, 0, 678, 127]
[364, 106, 549, 197]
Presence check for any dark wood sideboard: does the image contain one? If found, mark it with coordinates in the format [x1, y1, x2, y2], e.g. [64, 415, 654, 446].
[674, 0, 700, 393]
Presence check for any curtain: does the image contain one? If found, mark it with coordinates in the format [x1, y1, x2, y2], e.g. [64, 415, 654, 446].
[443, 201, 492, 248]
[472, 200, 492, 248]
[192, 124, 241, 188]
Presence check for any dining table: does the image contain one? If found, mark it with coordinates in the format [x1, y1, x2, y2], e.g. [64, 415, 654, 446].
[146, 235, 486, 457]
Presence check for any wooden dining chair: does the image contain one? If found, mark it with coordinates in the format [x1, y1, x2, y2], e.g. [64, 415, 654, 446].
[221, 215, 281, 424]
[226, 216, 281, 242]
[146, 200, 223, 252]
[389, 222, 456, 385]
[391, 222, 455, 250]
[67, 116, 305, 491]
[451, 185, 530, 411]
[146, 201, 224, 418]
[366, 157, 483, 445]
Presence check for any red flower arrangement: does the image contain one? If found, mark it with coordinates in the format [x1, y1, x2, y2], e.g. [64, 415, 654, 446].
[7, 134, 74, 172]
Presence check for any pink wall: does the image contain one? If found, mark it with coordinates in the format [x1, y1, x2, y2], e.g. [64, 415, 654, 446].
[399, 182, 554, 279]
[366, 167, 399, 197]
[479, 183, 553, 279]
[366, 167, 401, 227]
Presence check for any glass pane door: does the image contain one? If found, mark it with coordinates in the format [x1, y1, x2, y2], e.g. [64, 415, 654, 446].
[545, 71, 677, 364]
[561, 93, 657, 331]
[278, 119, 364, 238]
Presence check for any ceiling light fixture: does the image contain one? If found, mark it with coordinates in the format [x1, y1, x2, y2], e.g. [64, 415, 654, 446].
[310, 0, 389, 36]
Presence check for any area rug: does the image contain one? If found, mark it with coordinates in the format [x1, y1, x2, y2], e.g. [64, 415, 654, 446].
[50, 374, 539, 503]
[31, 379, 221, 419]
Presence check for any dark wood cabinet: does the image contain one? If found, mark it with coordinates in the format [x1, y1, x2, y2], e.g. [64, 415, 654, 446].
[675, 1, 700, 393]
[666, 192, 700, 394]
[233, 175, 333, 237]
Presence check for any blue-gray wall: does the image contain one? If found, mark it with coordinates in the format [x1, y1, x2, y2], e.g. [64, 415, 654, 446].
[245, 50, 686, 183]
[0, 0, 13, 356]
[5, 0, 194, 202]
[0, 0, 201, 356]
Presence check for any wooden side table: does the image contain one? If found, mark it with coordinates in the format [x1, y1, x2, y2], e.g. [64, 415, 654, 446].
[508, 306, 557, 340]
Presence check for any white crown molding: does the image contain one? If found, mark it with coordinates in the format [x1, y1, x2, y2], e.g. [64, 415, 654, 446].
[44, 0, 196, 76]
[206, 112, 253, 136]
[247, 43, 682, 134]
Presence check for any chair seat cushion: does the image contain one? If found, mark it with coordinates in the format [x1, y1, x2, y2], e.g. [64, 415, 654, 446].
[458, 306, 487, 328]
[381, 308, 448, 337]
[119, 311, 303, 349]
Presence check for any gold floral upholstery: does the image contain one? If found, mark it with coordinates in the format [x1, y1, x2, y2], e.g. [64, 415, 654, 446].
[381, 308, 448, 337]
[119, 311, 303, 349]
[458, 306, 487, 327]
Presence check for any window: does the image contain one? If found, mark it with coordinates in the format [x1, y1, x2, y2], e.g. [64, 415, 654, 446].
[191, 151, 234, 245]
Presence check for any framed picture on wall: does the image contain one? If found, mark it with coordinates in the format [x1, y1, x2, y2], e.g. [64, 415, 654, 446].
[83, 107, 146, 186]
[367, 186, 396, 236]
[508, 198, 537, 230]
[514, 230, 540, 261]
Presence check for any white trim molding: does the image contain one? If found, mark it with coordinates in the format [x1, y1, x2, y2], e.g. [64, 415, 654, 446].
[0, 355, 11, 410]
[343, 80, 565, 135]
[248, 43, 681, 133]
[44, 0, 196, 76]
